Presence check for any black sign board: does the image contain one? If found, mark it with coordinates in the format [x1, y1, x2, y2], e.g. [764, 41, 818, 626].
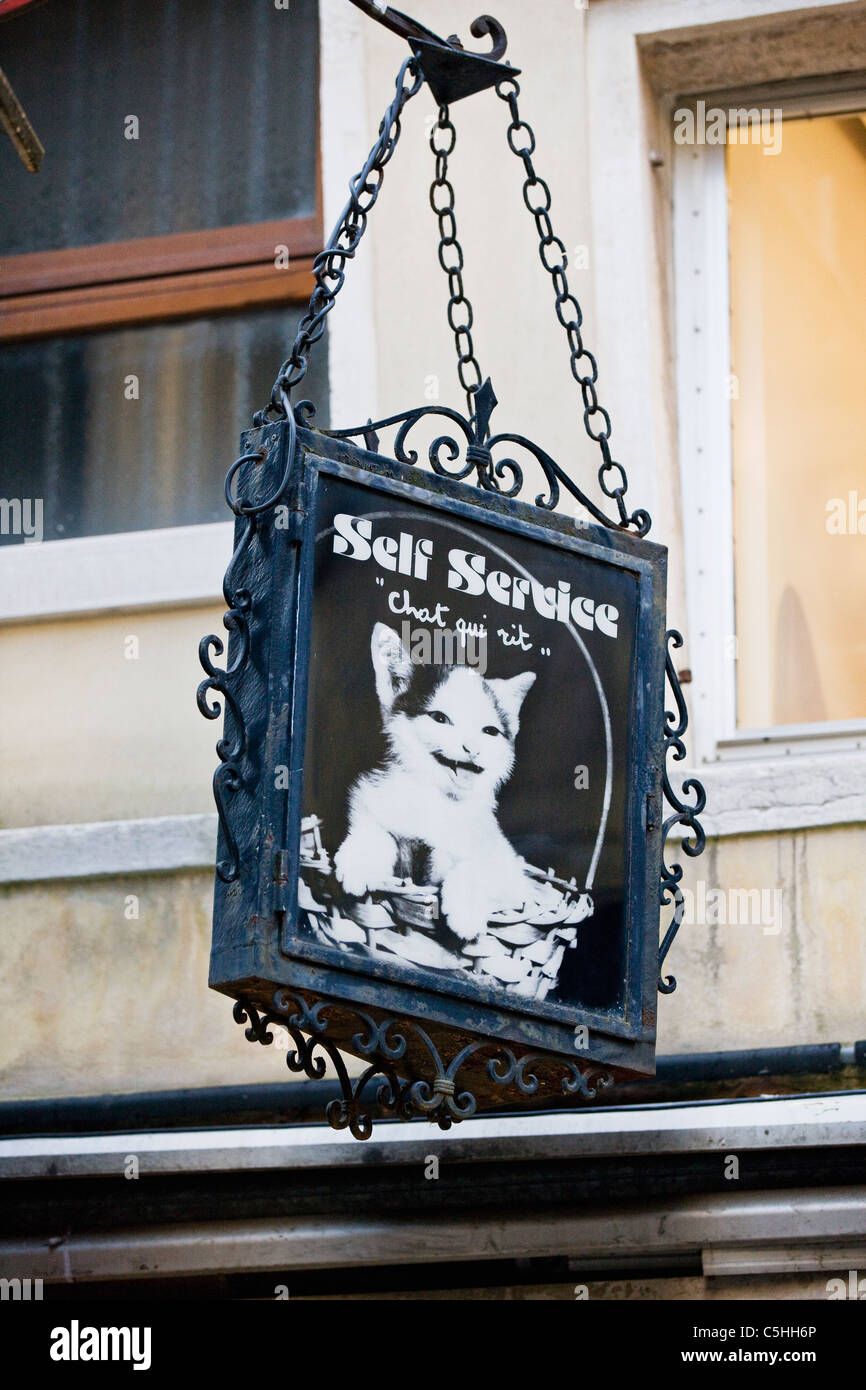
[203, 417, 674, 1127]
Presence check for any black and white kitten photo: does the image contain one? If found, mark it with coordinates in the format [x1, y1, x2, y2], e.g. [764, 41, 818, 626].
[334, 622, 550, 940]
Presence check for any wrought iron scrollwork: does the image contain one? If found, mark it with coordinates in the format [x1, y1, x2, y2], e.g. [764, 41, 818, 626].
[197, 416, 300, 884]
[487, 1049, 613, 1102]
[658, 631, 707, 993]
[233, 990, 613, 1140]
[197, 452, 262, 883]
[319, 382, 651, 534]
[204, 9, 705, 1135]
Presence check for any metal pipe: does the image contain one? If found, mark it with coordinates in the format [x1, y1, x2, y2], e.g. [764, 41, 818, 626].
[0, 1041, 863, 1136]
[3, 1185, 866, 1283]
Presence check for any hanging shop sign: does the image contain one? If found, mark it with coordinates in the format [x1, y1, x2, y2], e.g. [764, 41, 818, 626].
[199, 4, 707, 1139]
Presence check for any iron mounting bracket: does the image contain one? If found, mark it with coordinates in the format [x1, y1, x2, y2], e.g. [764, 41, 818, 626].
[348, 1, 520, 104]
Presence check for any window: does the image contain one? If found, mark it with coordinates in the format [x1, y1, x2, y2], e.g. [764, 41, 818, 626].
[0, 0, 323, 547]
[1, 307, 327, 542]
[727, 112, 866, 729]
[673, 90, 866, 763]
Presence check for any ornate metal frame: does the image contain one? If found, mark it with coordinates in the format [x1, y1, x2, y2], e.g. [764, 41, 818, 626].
[233, 991, 613, 1143]
[659, 632, 708, 993]
[198, 5, 706, 1138]
[315, 377, 650, 535]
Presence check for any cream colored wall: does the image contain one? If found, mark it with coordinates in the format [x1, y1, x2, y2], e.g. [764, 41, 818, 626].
[658, 824, 866, 1054]
[0, 871, 336, 1100]
[357, 1, 603, 500]
[1, 822, 862, 1100]
[0, 3, 596, 832]
[0, 606, 224, 829]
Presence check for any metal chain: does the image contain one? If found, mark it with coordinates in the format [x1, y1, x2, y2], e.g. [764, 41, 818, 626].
[494, 75, 642, 531]
[255, 56, 424, 426]
[428, 105, 484, 426]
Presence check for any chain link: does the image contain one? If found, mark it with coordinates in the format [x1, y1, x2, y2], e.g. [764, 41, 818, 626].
[255, 57, 424, 426]
[256, 56, 647, 534]
[495, 75, 641, 530]
[429, 105, 484, 427]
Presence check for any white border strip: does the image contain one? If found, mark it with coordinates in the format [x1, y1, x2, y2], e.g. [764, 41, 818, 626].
[670, 751, 866, 839]
[673, 140, 736, 766]
[0, 523, 232, 625]
[1, 1093, 863, 1178]
[0, 815, 217, 885]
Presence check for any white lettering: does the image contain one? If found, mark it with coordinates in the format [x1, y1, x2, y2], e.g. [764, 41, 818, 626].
[332, 512, 372, 561]
[447, 547, 487, 596]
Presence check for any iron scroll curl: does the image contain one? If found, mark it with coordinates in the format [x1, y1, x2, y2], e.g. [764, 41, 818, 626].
[347, 3, 509, 64]
[233, 991, 614, 1141]
[658, 631, 707, 993]
[317, 395, 652, 536]
[196, 454, 263, 884]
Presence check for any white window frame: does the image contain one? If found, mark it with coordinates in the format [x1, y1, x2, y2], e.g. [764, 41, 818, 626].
[581, 0, 866, 836]
[673, 83, 866, 767]
[0, 522, 233, 625]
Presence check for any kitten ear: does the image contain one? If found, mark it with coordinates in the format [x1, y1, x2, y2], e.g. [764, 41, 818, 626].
[488, 670, 536, 735]
[371, 622, 413, 711]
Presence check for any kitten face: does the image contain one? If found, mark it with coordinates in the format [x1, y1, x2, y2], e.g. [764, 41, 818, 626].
[370, 623, 535, 802]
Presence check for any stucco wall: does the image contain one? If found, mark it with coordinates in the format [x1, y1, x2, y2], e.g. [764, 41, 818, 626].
[0, 820, 862, 1100]
[0, 606, 223, 829]
[0, 870, 335, 1099]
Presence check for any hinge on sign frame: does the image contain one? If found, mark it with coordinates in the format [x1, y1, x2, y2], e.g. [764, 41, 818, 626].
[273, 849, 290, 916]
[646, 793, 660, 833]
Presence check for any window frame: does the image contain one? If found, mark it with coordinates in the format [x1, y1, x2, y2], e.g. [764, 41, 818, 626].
[0, 0, 324, 619]
[0, 222, 319, 340]
[672, 85, 866, 767]
[579, 0, 866, 837]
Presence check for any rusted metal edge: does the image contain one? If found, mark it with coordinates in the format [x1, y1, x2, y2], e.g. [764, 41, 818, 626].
[0, 61, 43, 171]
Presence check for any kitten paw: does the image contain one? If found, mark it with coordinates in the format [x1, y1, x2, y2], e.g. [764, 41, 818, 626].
[445, 910, 484, 942]
[334, 830, 395, 899]
[440, 879, 488, 941]
[334, 845, 372, 898]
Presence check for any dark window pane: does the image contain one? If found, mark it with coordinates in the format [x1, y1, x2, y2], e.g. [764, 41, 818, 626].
[0, 307, 328, 542]
[0, 0, 318, 255]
